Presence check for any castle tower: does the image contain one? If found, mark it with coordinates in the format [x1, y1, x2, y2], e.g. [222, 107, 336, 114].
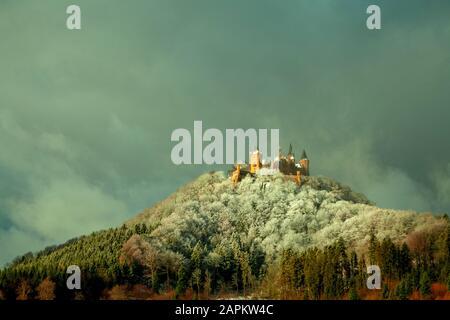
[231, 165, 241, 185]
[250, 149, 262, 174]
[287, 144, 294, 162]
[295, 170, 301, 186]
[299, 149, 310, 176]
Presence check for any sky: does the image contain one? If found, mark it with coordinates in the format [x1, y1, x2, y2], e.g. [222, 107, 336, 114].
[0, 0, 449, 265]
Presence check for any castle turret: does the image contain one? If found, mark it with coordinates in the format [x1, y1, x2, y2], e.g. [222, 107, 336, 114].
[250, 149, 262, 174]
[287, 144, 295, 162]
[299, 149, 310, 176]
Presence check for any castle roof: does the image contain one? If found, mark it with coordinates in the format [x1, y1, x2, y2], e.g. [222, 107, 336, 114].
[301, 149, 308, 159]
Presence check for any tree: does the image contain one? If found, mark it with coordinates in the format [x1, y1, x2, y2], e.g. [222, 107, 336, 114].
[349, 251, 358, 279]
[36, 277, 56, 300]
[379, 238, 397, 279]
[160, 251, 182, 290]
[407, 231, 431, 269]
[121, 234, 160, 291]
[191, 242, 203, 270]
[134, 224, 141, 234]
[280, 249, 298, 295]
[239, 251, 252, 296]
[398, 243, 412, 278]
[16, 280, 31, 300]
[323, 241, 348, 299]
[190, 242, 204, 298]
[175, 263, 189, 297]
[368, 231, 378, 265]
[203, 271, 212, 298]
[304, 248, 321, 300]
[395, 279, 409, 300]
[419, 272, 431, 297]
[192, 268, 202, 298]
[107, 285, 128, 300]
[349, 286, 359, 300]
[381, 283, 389, 299]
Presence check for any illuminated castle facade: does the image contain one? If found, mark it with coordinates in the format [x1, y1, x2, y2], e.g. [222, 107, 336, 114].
[231, 144, 310, 185]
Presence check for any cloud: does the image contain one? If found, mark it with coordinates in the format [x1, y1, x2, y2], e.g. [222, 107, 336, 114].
[0, 227, 48, 266]
[8, 177, 129, 244]
[0, 0, 449, 265]
[313, 138, 432, 212]
[431, 163, 450, 211]
[0, 109, 177, 265]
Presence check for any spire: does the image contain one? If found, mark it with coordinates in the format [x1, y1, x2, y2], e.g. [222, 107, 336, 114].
[288, 143, 293, 155]
[301, 149, 308, 159]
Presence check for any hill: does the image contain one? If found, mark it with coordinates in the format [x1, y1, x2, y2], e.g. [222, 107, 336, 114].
[0, 172, 448, 300]
[127, 172, 443, 257]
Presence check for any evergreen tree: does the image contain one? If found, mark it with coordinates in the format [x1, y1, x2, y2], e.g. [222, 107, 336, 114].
[191, 242, 203, 270]
[189, 242, 204, 296]
[419, 272, 431, 297]
[368, 231, 378, 265]
[399, 243, 412, 278]
[151, 272, 160, 292]
[192, 268, 202, 298]
[395, 279, 409, 300]
[239, 251, 251, 296]
[349, 286, 359, 300]
[379, 238, 397, 279]
[175, 263, 189, 297]
[381, 283, 389, 299]
[349, 251, 358, 279]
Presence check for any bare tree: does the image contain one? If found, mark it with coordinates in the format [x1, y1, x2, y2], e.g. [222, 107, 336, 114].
[122, 234, 161, 287]
[36, 277, 56, 300]
[16, 280, 31, 300]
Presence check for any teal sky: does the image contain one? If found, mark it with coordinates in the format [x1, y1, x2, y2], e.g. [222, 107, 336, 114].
[1, 0, 450, 265]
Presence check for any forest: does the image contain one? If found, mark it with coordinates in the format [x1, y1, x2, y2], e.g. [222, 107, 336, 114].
[0, 173, 449, 300]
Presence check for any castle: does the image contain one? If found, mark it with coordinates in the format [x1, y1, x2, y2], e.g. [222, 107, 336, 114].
[230, 144, 310, 185]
